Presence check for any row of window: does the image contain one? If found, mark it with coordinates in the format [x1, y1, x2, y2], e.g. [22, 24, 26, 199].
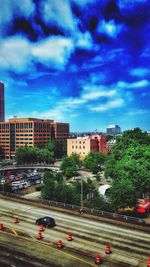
[16, 142, 33, 145]
[15, 123, 33, 129]
[71, 141, 85, 144]
[0, 124, 9, 129]
[16, 130, 33, 132]
[72, 146, 86, 149]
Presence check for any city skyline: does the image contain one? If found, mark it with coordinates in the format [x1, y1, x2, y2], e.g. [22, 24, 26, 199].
[0, 0, 150, 132]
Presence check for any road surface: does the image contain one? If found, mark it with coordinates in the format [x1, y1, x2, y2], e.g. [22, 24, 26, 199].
[0, 197, 149, 267]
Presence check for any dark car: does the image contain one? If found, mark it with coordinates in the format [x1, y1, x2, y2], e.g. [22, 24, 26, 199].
[36, 216, 56, 227]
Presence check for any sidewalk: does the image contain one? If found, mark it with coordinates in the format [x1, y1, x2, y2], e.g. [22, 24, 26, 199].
[144, 216, 150, 224]
[24, 191, 41, 200]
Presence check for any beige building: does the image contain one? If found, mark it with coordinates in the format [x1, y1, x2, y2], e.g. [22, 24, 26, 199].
[67, 135, 106, 159]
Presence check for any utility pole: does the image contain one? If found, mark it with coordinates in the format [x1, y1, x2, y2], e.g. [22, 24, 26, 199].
[80, 176, 83, 209]
[2, 167, 4, 193]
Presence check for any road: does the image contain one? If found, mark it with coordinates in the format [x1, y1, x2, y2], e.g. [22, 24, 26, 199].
[0, 197, 149, 267]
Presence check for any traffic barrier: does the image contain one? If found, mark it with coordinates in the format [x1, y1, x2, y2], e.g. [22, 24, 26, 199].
[39, 224, 44, 232]
[67, 232, 73, 241]
[147, 257, 150, 267]
[95, 254, 101, 265]
[0, 223, 4, 230]
[105, 243, 112, 254]
[13, 216, 19, 223]
[37, 231, 42, 240]
[57, 240, 63, 249]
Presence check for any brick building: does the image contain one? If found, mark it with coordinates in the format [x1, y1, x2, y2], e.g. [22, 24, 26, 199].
[0, 82, 5, 122]
[0, 117, 69, 159]
[67, 134, 106, 159]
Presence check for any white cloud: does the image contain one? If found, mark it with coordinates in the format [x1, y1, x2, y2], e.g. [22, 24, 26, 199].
[40, 0, 76, 32]
[31, 36, 74, 67]
[0, 36, 31, 73]
[0, 0, 35, 36]
[89, 98, 124, 112]
[97, 20, 123, 38]
[76, 32, 93, 50]
[0, 35, 74, 73]
[117, 79, 150, 89]
[130, 68, 149, 77]
[127, 109, 149, 116]
[82, 88, 117, 100]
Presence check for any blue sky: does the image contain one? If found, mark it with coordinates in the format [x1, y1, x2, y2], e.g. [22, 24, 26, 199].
[0, 0, 150, 132]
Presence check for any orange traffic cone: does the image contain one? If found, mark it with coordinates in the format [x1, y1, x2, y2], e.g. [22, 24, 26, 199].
[39, 224, 44, 232]
[0, 223, 3, 231]
[67, 232, 73, 241]
[95, 254, 101, 265]
[57, 240, 63, 249]
[105, 243, 112, 254]
[147, 257, 150, 267]
[13, 216, 19, 223]
[37, 231, 42, 240]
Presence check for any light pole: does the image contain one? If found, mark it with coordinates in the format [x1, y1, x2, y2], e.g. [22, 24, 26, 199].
[2, 166, 4, 193]
[80, 176, 83, 209]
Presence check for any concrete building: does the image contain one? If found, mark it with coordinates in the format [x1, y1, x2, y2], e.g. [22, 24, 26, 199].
[0, 117, 69, 159]
[67, 134, 106, 159]
[0, 82, 5, 122]
[107, 124, 121, 136]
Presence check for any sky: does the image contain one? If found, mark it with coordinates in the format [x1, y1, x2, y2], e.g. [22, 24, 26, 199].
[0, 0, 150, 132]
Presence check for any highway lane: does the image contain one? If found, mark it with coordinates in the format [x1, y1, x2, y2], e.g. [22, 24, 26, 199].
[0, 198, 149, 267]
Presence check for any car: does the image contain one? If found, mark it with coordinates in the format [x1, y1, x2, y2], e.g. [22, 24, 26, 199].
[36, 216, 56, 228]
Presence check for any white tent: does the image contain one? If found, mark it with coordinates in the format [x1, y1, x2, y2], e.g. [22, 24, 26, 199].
[98, 184, 111, 198]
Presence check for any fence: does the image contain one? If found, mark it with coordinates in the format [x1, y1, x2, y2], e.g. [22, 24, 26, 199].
[0, 191, 146, 225]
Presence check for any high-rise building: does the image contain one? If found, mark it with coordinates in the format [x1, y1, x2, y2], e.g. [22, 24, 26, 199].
[106, 124, 121, 136]
[0, 82, 5, 122]
[0, 117, 69, 159]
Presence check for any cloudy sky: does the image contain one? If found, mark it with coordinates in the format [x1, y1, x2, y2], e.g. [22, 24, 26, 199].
[0, 0, 150, 132]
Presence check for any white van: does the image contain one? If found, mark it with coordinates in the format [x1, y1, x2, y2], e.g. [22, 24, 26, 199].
[11, 181, 23, 189]
[12, 181, 29, 189]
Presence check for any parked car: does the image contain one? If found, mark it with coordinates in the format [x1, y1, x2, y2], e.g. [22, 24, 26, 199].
[36, 216, 56, 227]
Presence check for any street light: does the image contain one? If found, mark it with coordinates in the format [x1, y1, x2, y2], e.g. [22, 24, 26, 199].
[80, 176, 83, 209]
[2, 166, 4, 193]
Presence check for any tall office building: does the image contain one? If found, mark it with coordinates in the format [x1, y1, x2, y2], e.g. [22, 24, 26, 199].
[106, 124, 121, 136]
[0, 117, 69, 159]
[0, 82, 5, 122]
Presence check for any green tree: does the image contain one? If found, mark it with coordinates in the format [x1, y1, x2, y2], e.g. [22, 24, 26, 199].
[61, 154, 81, 177]
[83, 152, 106, 173]
[105, 128, 150, 209]
[110, 178, 137, 211]
[64, 166, 78, 178]
[0, 146, 3, 160]
[41, 172, 55, 200]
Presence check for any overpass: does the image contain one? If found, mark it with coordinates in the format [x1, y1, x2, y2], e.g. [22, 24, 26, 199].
[0, 165, 60, 172]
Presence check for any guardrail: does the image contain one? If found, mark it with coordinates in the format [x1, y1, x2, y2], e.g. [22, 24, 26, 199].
[0, 191, 147, 225]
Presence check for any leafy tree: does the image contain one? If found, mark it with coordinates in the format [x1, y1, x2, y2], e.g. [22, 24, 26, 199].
[105, 128, 150, 210]
[41, 172, 55, 200]
[0, 146, 3, 160]
[61, 154, 81, 177]
[83, 152, 106, 173]
[64, 166, 78, 178]
[110, 178, 137, 211]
